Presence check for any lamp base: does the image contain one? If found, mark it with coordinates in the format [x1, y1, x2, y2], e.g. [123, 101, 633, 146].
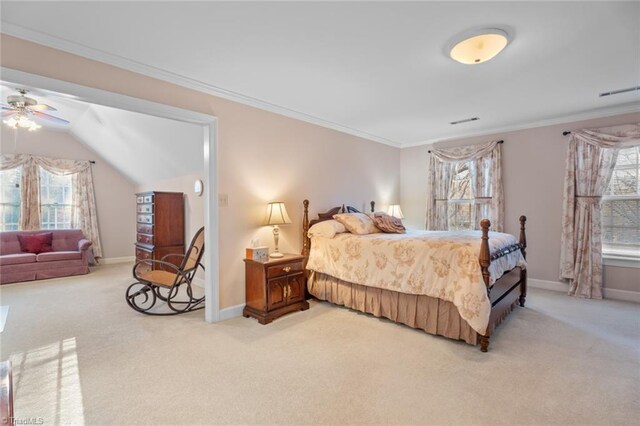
[269, 252, 284, 258]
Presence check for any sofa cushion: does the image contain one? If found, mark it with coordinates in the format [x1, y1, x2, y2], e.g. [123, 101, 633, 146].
[37, 251, 82, 262]
[0, 253, 37, 266]
[51, 230, 86, 252]
[17, 233, 53, 254]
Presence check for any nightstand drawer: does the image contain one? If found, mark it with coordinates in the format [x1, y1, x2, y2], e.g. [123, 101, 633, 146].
[267, 261, 303, 279]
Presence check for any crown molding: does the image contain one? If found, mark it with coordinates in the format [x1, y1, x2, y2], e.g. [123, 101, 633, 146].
[403, 102, 640, 148]
[0, 22, 401, 148]
[3, 22, 639, 151]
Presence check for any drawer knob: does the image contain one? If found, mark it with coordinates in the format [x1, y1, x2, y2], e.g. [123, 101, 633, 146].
[283, 266, 291, 273]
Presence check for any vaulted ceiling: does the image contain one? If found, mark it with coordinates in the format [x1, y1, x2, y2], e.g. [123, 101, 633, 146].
[1, 82, 203, 184]
[1, 1, 639, 147]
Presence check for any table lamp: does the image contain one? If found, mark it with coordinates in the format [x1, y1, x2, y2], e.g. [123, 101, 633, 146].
[264, 202, 292, 258]
[387, 204, 405, 219]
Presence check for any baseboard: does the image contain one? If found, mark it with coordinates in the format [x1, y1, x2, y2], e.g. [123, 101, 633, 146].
[190, 278, 244, 320]
[602, 288, 640, 304]
[101, 256, 135, 265]
[528, 278, 640, 303]
[219, 303, 245, 321]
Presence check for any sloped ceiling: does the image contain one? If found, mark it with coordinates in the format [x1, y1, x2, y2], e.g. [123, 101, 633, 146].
[1, 82, 203, 184]
[1, 1, 639, 146]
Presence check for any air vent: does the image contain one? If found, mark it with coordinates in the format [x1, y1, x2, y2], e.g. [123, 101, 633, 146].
[599, 86, 640, 97]
[450, 117, 479, 125]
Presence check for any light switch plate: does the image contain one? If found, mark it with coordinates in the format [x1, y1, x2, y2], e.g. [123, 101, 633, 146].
[218, 193, 229, 207]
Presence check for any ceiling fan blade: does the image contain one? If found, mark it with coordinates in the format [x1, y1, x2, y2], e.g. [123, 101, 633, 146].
[32, 110, 70, 125]
[1, 110, 17, 118]
[30, 104, 57, 112]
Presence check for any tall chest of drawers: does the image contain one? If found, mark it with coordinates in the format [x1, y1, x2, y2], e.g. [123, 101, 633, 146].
[135, 191, 185, 272]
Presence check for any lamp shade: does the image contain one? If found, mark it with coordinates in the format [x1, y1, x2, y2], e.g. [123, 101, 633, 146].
[264, 202, 292, 225]
[387, 205, 404, 219]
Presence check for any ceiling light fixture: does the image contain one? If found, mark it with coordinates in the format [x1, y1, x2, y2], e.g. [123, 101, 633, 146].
[448, 28, 511, 65]
[3, 113, 41, 131]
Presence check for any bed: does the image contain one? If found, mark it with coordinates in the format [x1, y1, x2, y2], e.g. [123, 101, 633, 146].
[301, 200, 528, 352]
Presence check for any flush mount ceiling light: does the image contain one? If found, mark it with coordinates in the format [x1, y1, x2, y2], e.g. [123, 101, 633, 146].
[447, 28, 511, 65]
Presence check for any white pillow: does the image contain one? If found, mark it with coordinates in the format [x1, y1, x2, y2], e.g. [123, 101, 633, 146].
[307, 219, 347, 238]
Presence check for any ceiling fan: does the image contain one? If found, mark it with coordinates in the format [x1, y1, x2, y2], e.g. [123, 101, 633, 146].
[2, 88, 70, 131]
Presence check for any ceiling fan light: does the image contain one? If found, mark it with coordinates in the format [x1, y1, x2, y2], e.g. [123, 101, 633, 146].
[449, 29, 510, 65]
[3, 113, 41, 131]
[3, 117, 18, 129]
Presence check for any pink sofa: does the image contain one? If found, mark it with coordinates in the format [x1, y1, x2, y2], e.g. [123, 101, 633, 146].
[0, 230, 92, 285]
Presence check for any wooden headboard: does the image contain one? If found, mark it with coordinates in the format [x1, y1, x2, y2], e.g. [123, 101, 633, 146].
[302, 200, 375, 256]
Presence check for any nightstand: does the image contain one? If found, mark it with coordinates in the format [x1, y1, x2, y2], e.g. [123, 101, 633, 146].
[243, 253, 309, 324]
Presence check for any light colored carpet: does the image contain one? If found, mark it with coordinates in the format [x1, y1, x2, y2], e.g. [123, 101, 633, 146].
[0, 263, 638, 425]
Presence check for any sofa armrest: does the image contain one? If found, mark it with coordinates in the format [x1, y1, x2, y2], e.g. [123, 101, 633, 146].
[78, 239, 93, 252]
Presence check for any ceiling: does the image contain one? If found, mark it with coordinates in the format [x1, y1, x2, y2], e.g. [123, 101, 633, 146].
[1, 1, 639, 147]
[1, 81, 203, 184]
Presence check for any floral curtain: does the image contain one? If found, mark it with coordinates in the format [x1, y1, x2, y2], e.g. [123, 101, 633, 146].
[0, 154, 40, 230]
[425, 157, 454, 230]
[0, 154, 103, 259]
[426, 140, 504, 231]
[560, 123, 640, 298]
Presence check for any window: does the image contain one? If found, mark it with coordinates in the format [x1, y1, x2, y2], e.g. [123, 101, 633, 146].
[39, 168, 73, 229]
[601, 146, 640, 258]
[447, 161, 473, 230]
[0, 167, 21, 231]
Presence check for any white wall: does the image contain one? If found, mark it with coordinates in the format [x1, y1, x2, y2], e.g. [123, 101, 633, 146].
[401, 112, 640, 293]
[0, 127, 136, 259]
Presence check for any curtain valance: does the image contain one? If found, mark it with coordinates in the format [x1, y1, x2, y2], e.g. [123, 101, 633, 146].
[430, 140, 500, 163]
[571, 123, 640, 149]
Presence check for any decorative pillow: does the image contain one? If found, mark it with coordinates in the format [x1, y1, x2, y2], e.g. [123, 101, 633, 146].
[308, 220, 347, 238]
[17, 232, 53, 254]
[333, 213, 379, 235]
[373, 212, 406, 234]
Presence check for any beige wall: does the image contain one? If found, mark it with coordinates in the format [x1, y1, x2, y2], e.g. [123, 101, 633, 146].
[401, 112, 640, 293]
[0, 127, 136, 258]
[0, 35, 401, 309]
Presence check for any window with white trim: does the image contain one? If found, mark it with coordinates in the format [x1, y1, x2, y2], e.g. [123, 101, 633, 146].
[447, 161, 473, 230]
[0, 167, 21, 231]
[601, 146, 640, 258]
[39, 168, 73, 230]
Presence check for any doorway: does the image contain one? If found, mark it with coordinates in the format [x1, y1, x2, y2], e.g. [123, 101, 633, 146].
[0, 67, 219, 322]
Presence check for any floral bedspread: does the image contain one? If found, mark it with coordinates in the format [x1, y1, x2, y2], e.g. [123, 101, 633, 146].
[306, 229, 527, 334]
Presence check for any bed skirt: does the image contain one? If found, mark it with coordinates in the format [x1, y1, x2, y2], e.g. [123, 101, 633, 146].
[308, 271, 478, 345]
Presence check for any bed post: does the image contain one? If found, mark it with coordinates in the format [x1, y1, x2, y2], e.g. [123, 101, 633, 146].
[370, 201, 375, 213]
[478, 219, 491, 353]
[479, 219, 491, 289]
[519, 215, 528, 307]
[302, 200, 310, 257]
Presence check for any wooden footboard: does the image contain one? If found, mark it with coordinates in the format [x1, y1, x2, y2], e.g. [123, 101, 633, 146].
[302, 199, 527, 352]
[478, 216, 527, 352]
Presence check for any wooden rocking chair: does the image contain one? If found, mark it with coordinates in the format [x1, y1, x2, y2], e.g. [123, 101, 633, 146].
[126, 227, 205, 315]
